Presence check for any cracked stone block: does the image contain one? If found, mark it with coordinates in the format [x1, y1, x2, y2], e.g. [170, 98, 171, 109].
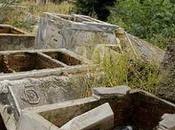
[61, 103, 114, 130]
[156, 114, 175, 130]
[93, 86, 130, 98]
[2, 76, 84, 119]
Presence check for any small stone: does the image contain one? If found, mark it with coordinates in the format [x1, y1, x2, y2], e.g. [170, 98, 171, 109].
[93, 86, 130, 98]
[156, 114, 175, 130]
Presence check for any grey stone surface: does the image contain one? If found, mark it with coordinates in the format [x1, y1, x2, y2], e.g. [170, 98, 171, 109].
[61, 103, 114, 130]
[36, 13, 118, 59]
[17, 111, 62, 130]
[93, 86, 130, 98]
[1, 76, 87, 118]
[157, 114, 175, 130]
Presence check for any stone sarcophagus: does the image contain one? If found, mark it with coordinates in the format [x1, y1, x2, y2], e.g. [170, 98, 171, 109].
[36, 13, 118, 58]
[0, 49, 93, 81]
[0, 85, 175, 130]
[0, 24, 35, 51]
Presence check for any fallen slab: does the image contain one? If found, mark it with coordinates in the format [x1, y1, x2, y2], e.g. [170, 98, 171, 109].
[61, 103, 114, 130]
[156, 114, 175, 130]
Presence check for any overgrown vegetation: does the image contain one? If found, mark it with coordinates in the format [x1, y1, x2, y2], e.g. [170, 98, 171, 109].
[0, 0, 164, 93]
[74, 0, 116, 21]
[108, 0, 175, 49]
[92, 47, 160, 93]
[74, 0, 175, 49]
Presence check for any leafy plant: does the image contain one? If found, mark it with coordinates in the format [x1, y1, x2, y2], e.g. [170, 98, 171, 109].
[108, 0, 175, 48]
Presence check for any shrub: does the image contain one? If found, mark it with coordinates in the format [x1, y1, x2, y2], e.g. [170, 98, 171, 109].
[74, 0, 116, 21]
[108, 0, 175, 49]
[92, 47, 160, 93]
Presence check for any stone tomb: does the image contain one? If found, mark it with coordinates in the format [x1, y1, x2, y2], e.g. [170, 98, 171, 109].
[36, 13, 118, 59]
[6, 76, 85, 118]
[1, 85, 175, 130]
[0, 49, 93, 81]
[0, 24, 35, 51]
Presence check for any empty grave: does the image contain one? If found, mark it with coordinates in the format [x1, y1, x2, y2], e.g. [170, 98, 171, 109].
[43, 51, 82, 66]
[19, 87, 175, 130]
[1, 79, 175, 130]
[0, 24, 35, 51]
[0, 52, 63, 74]
[0, 49, 93, 82]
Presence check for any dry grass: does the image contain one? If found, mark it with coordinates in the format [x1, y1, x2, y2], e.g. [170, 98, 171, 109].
[1, 1, 73, 32]
[87, 45, 161, 93]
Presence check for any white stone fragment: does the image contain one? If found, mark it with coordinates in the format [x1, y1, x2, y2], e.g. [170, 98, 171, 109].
[61, 103, 114, 130]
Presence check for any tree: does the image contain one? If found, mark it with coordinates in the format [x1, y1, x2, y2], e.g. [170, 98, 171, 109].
[74, 0, 116, 21]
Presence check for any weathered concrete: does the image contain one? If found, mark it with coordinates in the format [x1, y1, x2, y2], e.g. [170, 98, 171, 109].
[0, 24, 35, 51]
[36, 13, 118, 59]
[0, 49, 94, 81]
[17, 111, 62, 130]
[1, 84, 175, 130]
[93, 86, 130, 98]
[61, 103, 114, 130]
[115, 28, 165, 65]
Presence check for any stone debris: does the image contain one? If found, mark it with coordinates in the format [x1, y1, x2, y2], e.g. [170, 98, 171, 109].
[156, 114, 175, 130]
[61, 103, 114, 130]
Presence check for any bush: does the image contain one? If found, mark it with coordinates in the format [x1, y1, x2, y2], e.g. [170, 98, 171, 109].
[92, 46, 160, 93]
[74, 0, 116, 21]
[108, 0, 175, 48]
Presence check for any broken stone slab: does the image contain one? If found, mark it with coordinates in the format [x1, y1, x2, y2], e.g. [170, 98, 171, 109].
[61, 103, 114, 130]
[156, 114, 175, 130]
[17, 111, 62, 130]
[93, 86, 131, 98]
